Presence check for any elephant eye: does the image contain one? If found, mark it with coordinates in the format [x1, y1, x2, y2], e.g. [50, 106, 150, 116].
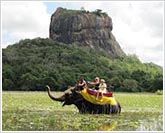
[65, 93, 72, 98]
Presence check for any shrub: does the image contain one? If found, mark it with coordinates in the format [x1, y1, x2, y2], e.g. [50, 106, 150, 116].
[155, 90, 163, 95]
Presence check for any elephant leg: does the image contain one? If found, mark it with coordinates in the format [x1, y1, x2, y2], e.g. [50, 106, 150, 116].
[111, 105, 119, 114]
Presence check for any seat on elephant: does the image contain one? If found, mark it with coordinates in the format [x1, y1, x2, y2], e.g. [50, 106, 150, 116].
[81, 88, 117, 105]
[86, 88, 113, 97]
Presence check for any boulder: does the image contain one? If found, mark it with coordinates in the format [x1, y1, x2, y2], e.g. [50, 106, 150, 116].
[49, 7, 125, 58]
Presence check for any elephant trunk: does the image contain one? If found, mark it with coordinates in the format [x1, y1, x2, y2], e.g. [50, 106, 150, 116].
[46, 85, 65, 102]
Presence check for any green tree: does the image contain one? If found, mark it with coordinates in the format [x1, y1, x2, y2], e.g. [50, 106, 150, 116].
[108, 76, 121, 91]
[121, 79, 138, 92]
[20, 73, 37, 91]
[2, 38, 163, 92]
[3, 79, 14, 90]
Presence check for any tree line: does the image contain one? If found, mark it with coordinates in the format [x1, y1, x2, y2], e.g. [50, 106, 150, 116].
[2, 38, 163, 92]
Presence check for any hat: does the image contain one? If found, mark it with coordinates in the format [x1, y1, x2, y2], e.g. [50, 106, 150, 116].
[100, 79, 105, 83]
[95, 77, 99, 80]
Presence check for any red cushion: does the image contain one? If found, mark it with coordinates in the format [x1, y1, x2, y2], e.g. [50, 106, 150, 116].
[86, 88, 113, 97]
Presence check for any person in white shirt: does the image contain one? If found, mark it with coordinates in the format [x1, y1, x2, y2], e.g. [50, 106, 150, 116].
[96, 79, 107, 101]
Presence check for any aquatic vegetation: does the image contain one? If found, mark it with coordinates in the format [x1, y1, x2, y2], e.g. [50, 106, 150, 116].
[2, 92, 163, 131]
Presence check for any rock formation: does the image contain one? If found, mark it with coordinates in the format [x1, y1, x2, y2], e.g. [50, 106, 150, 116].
[49, 7, 125, 58]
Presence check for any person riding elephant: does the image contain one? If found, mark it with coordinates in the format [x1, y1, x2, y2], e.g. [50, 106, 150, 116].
[96, 79, 107, 101]
[88, 77, 100, 90]
[77, 77, 87, 90]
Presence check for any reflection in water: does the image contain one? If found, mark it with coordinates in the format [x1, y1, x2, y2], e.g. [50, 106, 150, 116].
[137, 120, 163, 131]
[100, 112, 163, 131]
[136, 114, 163, 131]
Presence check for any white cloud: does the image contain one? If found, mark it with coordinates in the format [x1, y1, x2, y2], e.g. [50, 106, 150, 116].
[1, 1, 164, 67]
[114, 2, 163, 66]
[1, 1, 50, 48]
[76, 1, 163, 66]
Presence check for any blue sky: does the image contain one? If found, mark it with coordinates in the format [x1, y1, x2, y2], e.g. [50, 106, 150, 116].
[44, 2, 77, 14]
[1, 1, 164, 66]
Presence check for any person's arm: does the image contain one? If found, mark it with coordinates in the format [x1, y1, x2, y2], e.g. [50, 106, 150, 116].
[103, 83, 107, 91]
[99, 84, 106, 90]
[98, 84, 102, 91]
[104, 83, 107, 88]
[88, 81, 96, 85]
[79, 80, 86, 86]
[78, 81, 83, 86]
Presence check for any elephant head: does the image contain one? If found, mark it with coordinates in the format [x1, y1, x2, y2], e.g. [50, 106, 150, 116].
[46, 85, 83, 106]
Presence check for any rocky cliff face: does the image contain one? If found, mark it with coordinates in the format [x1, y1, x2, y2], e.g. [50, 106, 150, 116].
[49, 7, 125, 58]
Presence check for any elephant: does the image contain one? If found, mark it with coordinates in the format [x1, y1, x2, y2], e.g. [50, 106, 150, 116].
[46, 85, 121, 114]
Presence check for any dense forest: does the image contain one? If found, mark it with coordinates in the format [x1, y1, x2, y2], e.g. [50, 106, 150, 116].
[2, 38, 163, 92]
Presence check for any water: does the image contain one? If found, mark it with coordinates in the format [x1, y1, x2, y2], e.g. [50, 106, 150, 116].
[99, 111, 163, 131]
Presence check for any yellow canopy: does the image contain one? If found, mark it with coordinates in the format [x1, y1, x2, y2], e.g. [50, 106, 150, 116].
[81, 88, 117, 105]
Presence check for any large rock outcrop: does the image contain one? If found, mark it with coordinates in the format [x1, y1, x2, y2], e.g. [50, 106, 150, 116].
[49, 7, 125, 58]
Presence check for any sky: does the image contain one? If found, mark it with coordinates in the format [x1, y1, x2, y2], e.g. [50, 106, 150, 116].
[1, 1, 164, 67]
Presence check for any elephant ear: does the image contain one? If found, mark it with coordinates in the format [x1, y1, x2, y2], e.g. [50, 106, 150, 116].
[71, 88, 82, 95]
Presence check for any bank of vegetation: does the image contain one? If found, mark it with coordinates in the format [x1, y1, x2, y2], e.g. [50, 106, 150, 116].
[2, 38, 163, 92]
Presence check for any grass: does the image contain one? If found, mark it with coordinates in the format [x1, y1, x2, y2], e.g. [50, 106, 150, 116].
[114, 92, 163, 112]
[2, 91, 163, 131]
